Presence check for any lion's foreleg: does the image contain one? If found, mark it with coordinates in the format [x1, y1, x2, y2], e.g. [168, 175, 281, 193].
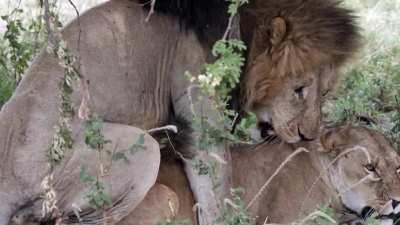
[182, 147, 231, 225]
[172, 85, 232, 225]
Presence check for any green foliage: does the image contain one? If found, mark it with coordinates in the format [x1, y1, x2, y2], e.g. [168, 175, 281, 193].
[0, 8, 44, 106]
[324, 0, 400, 151]
[233, 112, 257, 141]
[299, 205, 336, 225]
[362, 215, 379, 225]
[45, 4, 81, 164]
[108, 133, 147, 164]
[207, 39, 246, 99]
[390, 97, 400, 150]
[81, 116, 112, 209]
[192, 115, 236, 150]
[216, 188, 253, 225]
[80, 166, 112, 209]
[1, 10, 41, 81]
[156, 219, 192, 225]
[191, 157, 212, 175]
[325, 47, 400, 121]
[324, 46, 400, 151]
[227, 0, 249, 16]
[187, 38, 253, 150]
[84, 116, 109, 150]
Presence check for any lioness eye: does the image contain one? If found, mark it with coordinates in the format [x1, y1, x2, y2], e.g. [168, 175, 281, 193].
[364, 164, 376, 173]
[294, 86, 305, 99]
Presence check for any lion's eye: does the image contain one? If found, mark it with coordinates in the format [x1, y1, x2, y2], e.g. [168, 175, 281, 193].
[294, 86, 305, 99]
[322, 89, 330, 97]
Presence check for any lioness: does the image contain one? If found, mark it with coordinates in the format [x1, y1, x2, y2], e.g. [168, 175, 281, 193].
[0, 1, 360, 224]
[235, 125, 400, 225]
[120, 125, 400, 225]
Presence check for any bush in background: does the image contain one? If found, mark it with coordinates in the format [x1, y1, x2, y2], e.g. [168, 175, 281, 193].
[324, 0, 400, 150]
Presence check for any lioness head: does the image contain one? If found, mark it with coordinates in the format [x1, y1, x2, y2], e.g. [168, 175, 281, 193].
[321, 126, 400, 224]
[242, 0, 361, 143]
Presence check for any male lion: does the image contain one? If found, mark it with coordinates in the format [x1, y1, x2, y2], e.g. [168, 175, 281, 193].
[116, 125, 400, 225]
[141, 0, 361, 142]
[0, 1, 360, 225]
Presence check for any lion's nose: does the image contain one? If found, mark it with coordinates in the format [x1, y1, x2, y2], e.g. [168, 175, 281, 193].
[391, 199, 400, 214]
[298, 128, 315, 142]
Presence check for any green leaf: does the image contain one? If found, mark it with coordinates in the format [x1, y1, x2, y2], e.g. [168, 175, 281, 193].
[112, 151, 130, 164]
[137, 133, 145, 145]
[79, 166, 95, 183]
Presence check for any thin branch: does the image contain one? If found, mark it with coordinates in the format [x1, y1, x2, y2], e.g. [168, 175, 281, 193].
[145, 0, 156, 22]
[8, 0, 23, 19]
[164, 130, 191, 163]
[222, 15, 235, 40]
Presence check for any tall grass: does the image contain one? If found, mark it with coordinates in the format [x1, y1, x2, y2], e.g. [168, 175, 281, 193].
[324, 0, 400, 150]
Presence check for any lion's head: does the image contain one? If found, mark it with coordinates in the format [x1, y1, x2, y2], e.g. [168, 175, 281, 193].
[241, 0, 361, 143]
[320, 126, 400, 224]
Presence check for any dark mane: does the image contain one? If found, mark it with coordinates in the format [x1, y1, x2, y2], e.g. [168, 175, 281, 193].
[138, 0, 229, 44]
[241, 0, 361, 68]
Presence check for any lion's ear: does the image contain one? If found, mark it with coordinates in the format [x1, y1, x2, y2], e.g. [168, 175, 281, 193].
[270, 17, 287, 46]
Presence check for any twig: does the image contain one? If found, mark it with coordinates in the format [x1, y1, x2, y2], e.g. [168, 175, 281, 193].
[187, 84, 201, 117]
[230, 112, 240, 129]
[164, 130, 190, 163]
[8, 0, 22, 19]
[145, 0, 156, 22]
[222, 15, 235, 40]
[246, 147, 309, 210]
[67, 0, 79, 22]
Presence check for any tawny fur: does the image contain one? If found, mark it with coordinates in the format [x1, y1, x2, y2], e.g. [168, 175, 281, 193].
[241, 0, 361, 107]
[127, 126, 400, 225]
[0, 0, 363, 224]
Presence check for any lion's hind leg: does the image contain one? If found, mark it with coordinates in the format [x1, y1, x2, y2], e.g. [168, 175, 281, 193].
[12, 123, 162, 225]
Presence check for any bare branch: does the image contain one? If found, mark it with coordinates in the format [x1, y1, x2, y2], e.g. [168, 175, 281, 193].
[145, 0, 156, 22]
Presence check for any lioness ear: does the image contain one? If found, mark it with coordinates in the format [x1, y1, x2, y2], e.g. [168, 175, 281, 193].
[270, 17, 287, 46]
[320, 128, 348, 153]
